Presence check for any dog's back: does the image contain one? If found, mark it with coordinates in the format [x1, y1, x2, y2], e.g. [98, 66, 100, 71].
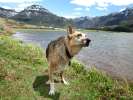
[46, 36, 68, 64]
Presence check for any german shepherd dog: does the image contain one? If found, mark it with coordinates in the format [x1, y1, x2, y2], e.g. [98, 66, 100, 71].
[46, 26, 91, 95]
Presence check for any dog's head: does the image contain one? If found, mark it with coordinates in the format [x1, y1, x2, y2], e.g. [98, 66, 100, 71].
[67, 26, 91, 47]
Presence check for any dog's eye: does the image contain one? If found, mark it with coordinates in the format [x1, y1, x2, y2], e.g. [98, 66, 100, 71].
[77, 34, 82, 38]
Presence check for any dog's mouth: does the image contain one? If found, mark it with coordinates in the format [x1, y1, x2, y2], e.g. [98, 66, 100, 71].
[82, 38, 91, 47]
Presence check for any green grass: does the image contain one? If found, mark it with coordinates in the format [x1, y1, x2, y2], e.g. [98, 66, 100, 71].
[0, 17, 65, 36]
[14, 28, 65, 34]
[0, 18, 16, 35]
[0, 36, 133, 100]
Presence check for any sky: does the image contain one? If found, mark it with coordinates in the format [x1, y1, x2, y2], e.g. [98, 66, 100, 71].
[0, 0, 133, 18]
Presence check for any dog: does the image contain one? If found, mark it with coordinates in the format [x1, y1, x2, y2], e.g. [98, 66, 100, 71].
[46, 26, 91, 95]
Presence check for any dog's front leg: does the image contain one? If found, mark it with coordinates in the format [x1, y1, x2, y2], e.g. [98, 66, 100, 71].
[49, 82, 55, 95]
[60, 71, 69, 85]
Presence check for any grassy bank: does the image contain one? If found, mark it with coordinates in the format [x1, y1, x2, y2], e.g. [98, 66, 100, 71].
[0, 36, 133, 100]
[0, 18, 15, 35]
[84, 25, 133, 33]
[0, 17, 60, 35]
[0, 17, 65, 35]
[14, 28, 65, 33]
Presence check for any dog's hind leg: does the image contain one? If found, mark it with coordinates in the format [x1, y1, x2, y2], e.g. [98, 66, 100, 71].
[48, 64, 55, 95]
[60, 71, 69, 85]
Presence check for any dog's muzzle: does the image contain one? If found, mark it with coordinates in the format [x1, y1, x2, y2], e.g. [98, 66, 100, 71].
[82, 38, 91, 47]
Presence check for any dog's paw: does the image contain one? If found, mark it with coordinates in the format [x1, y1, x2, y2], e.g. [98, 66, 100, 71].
[49, 89, 55, 95]
[46, 80, 50, 84]
[63, 80, 70, 85]
[62, 78, 70, 85]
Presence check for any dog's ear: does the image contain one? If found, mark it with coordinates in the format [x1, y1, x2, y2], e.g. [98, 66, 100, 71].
[67, 26, 74, 34]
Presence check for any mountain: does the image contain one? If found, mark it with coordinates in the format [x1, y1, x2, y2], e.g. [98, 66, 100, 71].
[0, 5, 132, 30]
[12, 5, 70, 27]
[73, 16, 94, 28]
[74, 7, 133, 29]
[0, 7, 17, 18]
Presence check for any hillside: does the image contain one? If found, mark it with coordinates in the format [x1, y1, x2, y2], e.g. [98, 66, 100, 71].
[74, 7, 133, 28]
[0, 17, 57, 35]
[0, 17, 36, 35]
[0, 36, 133, 99]
[0, 7, 17, 18]
[0, 5, 72, 28]
[0, 18, 16, 35]
[12, 5, 71, 27]
[73, 7, 133, 32]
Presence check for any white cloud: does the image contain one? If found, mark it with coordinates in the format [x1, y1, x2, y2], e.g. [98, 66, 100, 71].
[15, 2, 39, 11]
[70, 0, 133, 7]
[0, 0, 41, 3]
[74, 7, 83, 11]
[70, 0, 95, 7]
[96, 0, 109, 7]
[96, 7, 107, 11]
[108, 0, 133, 6]
[63, 15, 78, 19]
[0, 0, 42, 12]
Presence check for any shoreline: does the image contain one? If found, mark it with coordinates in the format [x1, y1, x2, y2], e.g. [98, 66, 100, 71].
[14, 28, 66, 32]
[11, 27, 133, 34]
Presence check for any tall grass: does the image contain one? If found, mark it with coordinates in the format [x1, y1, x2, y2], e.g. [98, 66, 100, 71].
[0, 36, 47, 99]
[60, 60, 133, 99]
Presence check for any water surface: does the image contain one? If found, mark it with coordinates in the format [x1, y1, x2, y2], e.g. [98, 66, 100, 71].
[12, 29, 133, 81]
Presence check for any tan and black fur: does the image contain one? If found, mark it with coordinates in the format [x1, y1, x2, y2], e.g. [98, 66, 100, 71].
[46, 26, 91, 95]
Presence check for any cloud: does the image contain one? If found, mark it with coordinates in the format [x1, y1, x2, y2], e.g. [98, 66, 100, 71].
[70, 0, 95, 7]
[108, 0, 133, 6]
[0, 0, 42, 11]
[70, 0, 133, 7]
[63, 15, 78, 19]
[74, 7, 83, 11]
[0, 0, 41, 3]
[96, 7, 107, 11]
[15, 2, 40, 11]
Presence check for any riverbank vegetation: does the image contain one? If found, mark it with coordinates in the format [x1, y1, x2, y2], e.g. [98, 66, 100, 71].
[0, 17, 64, 36]
[100, 25, 133, 32]
[0, 18, 15, 35]
[1, 16, 133, 34]
[0, 36, 133, 99]
[85, 23, 133, 32]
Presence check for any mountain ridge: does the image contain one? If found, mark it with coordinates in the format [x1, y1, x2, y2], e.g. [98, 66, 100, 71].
[0, 7, 17, 18]
[74, 7, 133, 29]
[0, 5, 133, 29]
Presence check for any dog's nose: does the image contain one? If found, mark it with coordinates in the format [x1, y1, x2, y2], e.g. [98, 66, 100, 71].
[85, 38, 91, 46]
[87, 38, 91, 43]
